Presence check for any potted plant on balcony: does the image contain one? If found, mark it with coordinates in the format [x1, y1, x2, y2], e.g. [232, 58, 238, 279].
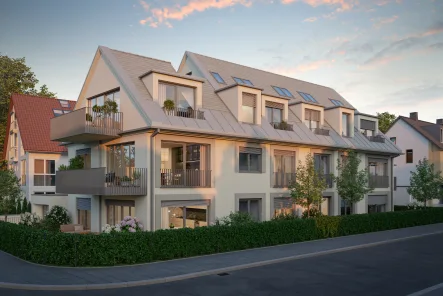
[169, 223, 175, 229]
[86, 113, 93, 123]
[120, 176, 132, 187]
[132, 171, 141, 187]
[279, 120, 289, 130]
[163, 99, 175, 115]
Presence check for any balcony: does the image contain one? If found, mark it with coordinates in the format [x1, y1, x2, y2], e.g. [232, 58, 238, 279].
[163, 107, 205, 120]
[55, 167, 147, 195]
[272, 122, 294, 131]
[273, 172, 296, 188]
[369, 175, 389, 188]
[50, 107, 123, 143]
[367, 135, 385, 143]
[160, 169, 211, 188]
[312, 128, 330, 136]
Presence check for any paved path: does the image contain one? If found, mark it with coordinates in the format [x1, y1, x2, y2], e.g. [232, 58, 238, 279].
[1, 223, 443, 290]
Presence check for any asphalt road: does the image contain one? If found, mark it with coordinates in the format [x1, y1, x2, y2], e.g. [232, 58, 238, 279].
[3, 233, 443, 296]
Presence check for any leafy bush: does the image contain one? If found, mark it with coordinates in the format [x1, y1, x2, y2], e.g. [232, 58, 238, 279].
[19, 212, 41, 227]
[163, 99, 175, 111]
[102, 216, 144, 233]
[302, 207, 323, 219]
[1, 208, 443, 267]
[215, 211, 255, 226]
[42, 206, 71, 231]
[272, 213, 299, 221]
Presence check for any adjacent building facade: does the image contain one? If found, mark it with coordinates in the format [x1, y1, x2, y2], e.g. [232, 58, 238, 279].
[3, 94, 75, 217]
[386, 112, 443, 206]
[50, 46, 401, 232]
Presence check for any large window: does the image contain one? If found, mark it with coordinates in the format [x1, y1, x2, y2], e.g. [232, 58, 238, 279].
[239, 147, 262, 173]
[242, 93, 256, 124]
[406, 149, 413, 163]
[88, 89, 120, 111]
[273, 197, 297, 217]
[360, 119, 376, 137]
[159, 82, 195, 109]
[369, 159, 387, 176]
[274, 150, 295, 187]
[107, 142, 136, 178]
[304, 109, 320, 130]
[161, 201, 209, 229]
[106, 200, 135, 225]
[239, 199, 260, 221]
[342, 113, 350, 137]
[341, 199, 352, 215]
[265, 101, 283, 124]
[34, 160, 55, 186]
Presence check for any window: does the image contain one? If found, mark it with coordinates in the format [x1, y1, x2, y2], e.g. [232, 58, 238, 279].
[241, 93, 256, 124]
[162, 202, 208, 229]
[390, 137, 396, 144]
[406, 149, 413, 163]
[42, 205, 49, 216]
[107, 142, 136, 177]
[53, 109, 63, 117]
[265, 102, 283, 124]
[76, 148, 91, 169]
[369, 159, 387, 176]
[21, 159, 26, 186]
[239, 147, 262, 173]
[274, 150, 295, 187]
[272, 86, 293, 98]
[273, 197, 297, 217]
[315, 154, 331, 187]
[239, 199, 260, 221]
[77, 198, 91, 230]
[304, 109, 320, 130]
[342, 113, 350, 136]
[87, 89, 121, 112]
[34, 160, 55, 186]
[106, 200, 135, 225]
[341, 199, 352, 215]
[211, 72, 225, 84]
[59, 100, 70, 108]
[330, 99, 344, 106]
[298, 92, 318, 103]
[368, 204, 385, 213]
[159, 82, 195, 110]
[360, 119, 376, 137]
[233, 77, 253, 86]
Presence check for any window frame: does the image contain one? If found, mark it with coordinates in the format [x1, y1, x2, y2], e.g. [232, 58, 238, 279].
[210, 72, 226, 84]
[342, 113, 351, 137]
[406, 149, 413, 163]
[33, 159, 56, 186]
[158, 82, 196, 110]
[265, 106, 283, 124]
[106, 142, 136, 177]
[239, 199, 261, 221]
[304, 108, 321, 130]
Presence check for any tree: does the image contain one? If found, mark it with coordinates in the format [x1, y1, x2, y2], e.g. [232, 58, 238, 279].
[0, 169, 23, 217]
[334, 150, 373, 215]
[0, 54, 56, 155]
[407, 158, 443, 208]
[377, 112, 396, 134]
[21, 197, 28, 214]
[15, 200, 21, 214]
[290, 154, 328, 217]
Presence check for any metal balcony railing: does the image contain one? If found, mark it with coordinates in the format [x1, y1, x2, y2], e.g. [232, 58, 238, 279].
[369, 175, 389, 188]
[368, 135, 385, 143]
[160, 169, 211, 188]
[163, 107, 205, 120]
[312, 128, 330, 136]
[272, 122, 294, 131]
[273, 172, 296, 188]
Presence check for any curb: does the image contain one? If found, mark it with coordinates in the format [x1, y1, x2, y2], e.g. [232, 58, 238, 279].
[1, 230, 443, 291]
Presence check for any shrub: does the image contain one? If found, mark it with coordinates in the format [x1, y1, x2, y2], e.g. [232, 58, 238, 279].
[102, 216, 143, 233]
[302, 207, 323, 219]
[272, 213, 299, 221]
[19, 212, 41, 227]
[1, 208, 443, 267]
[163, 99, 175, 111]
[42, 206, 71, 232]
[215, 211, 255, 226]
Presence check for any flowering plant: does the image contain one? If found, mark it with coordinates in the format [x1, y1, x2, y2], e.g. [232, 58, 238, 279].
[102, 216, 143, 233]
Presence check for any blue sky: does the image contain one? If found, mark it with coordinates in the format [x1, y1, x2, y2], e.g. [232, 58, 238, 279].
[1, 0, 442, 121]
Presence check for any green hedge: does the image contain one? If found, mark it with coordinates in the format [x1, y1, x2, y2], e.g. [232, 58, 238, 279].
[1, 208, 443, 267]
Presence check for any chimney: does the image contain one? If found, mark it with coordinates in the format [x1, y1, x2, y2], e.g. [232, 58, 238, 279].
[437, 119, 443, 125]
[410, 112, 418, 121]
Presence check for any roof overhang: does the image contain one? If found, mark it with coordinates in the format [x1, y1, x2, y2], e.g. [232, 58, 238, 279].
[215, 83, 264, 93]
[139, 70, 206, 83]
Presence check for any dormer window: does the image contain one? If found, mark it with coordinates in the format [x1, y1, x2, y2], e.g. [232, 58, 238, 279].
[241, 93, 256, 124]
[233, 77, 253, 86]
[298, 92, 318, 103]
[159, 82, 195, 109]
[360, 119, 375, 137]
[272, 86, 293, 98]
[330, 99, 344, 106]
[342, 113, 351, 137]
[211, 72, 225, 84]
[304, 109, 320, 130]
[59, 100, 70, 108]
[265, 102, 283, 124]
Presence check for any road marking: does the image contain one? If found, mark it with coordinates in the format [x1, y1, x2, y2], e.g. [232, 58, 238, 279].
[1, 230, 443, 291]
[407, 283, 443, 296]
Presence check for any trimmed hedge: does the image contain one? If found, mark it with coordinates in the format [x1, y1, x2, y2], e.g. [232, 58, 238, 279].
[1, 208, 443, 267]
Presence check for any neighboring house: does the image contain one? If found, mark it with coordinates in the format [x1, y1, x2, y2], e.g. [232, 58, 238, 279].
[50, 46, 401, 232]
[3, 94, 75, 217]
[386, 112, 443, 206]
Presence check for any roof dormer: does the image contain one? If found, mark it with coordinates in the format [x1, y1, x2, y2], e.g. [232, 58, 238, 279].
[324, 106, 355, 137]
[290, 101, 329, 136]
[355, 112, 384, 143]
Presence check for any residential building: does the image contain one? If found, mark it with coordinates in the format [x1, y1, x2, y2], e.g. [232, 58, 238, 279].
[3, 94, 75, 217]
[386, 112, 443, 206]
[50, 46, 401, 232]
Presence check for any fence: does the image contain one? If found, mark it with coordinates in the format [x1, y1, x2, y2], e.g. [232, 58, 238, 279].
[0, 215, 21, 224]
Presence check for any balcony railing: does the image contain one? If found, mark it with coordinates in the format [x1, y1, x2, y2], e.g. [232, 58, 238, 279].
[369, 175, 389, 188]
[273, 172, 296, 188]
[50, 107, 123, 143]
[312, 128, 330, 136]
[272, 122, 294, 131]
[163, 107, 205, 120]
[160, 169, 211, 188]
[367, 135, 385, 143]
[56, 167, 147, 195]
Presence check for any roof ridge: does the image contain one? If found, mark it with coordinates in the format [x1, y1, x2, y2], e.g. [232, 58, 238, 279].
[400, 116, 436, 126]
[187, 51, 336, 91]
[12, 93, 76, 103]
[108, 47, 174, 68]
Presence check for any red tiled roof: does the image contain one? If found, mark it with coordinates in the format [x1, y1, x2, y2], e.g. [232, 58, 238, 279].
[6, 94, 76, 155]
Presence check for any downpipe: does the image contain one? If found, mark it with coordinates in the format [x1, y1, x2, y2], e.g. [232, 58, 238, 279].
[150, 129, 160, 231]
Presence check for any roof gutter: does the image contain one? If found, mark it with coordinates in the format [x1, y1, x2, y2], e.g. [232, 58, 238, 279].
[150, 128, 160, 231]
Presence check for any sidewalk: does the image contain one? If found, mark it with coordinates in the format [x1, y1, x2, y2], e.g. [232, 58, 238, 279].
[2, 223, 443, 290]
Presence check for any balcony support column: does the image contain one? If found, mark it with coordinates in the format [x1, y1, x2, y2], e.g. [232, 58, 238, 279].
[150, 129, 160, 231]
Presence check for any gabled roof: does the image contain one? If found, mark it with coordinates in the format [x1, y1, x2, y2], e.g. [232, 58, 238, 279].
[3, 94, 75, 158]
[392, 116, 443, 150]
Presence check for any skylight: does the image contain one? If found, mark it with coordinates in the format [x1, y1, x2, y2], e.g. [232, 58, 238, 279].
[298, 92, 318, 103]
[53, 110, 63, 117]
[272, 86, 293, 98]
[233, 77, 254, 86]
[330, 99, 344, 106]
[59, 100, 70, 108]
[211, 72, 225, 84]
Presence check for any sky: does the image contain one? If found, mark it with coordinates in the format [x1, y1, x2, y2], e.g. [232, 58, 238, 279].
[1, 0, 442, 122]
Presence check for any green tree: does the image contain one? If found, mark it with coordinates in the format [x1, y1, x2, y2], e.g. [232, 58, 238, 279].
[0, 169, 23, 217]
[290, 154, 328, 217]
[27, 201, 31, 213]
[407, 158, 443, 208]
[334, 150, 373, 215]
[21, 197, 28, 213]
[377, 112, 396, 133]
[0, 54, 56, 155]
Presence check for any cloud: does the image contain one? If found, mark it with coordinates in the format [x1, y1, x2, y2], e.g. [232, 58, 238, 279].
[371, 15, 398, 28]
[388, 83, 443, 104]
[284, 0, 356, 11]
[303, 17, 318, 22]
[139, 0, 150, 12]
[429, 42, 443, 50]
[421, 21, 443, 37]
[327, 41, 373, 59]
[268, 59, 335, 76]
